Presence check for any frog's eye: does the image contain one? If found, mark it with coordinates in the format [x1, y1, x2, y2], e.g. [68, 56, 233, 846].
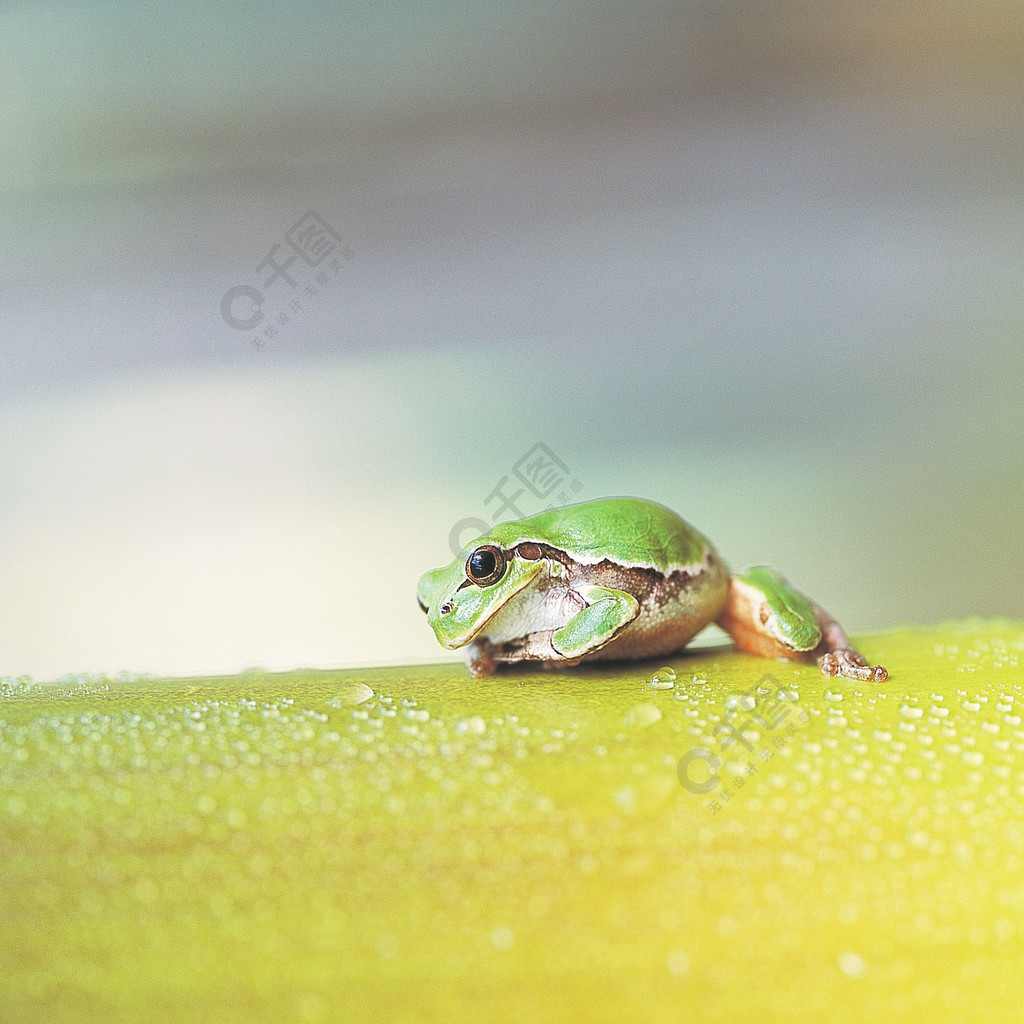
[466, 545, 506, 587]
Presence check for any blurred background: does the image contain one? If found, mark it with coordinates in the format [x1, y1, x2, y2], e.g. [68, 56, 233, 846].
[1, 0, 1021, 680]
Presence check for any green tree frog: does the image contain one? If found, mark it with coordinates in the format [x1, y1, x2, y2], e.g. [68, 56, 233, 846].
[418, 497, 887, 681]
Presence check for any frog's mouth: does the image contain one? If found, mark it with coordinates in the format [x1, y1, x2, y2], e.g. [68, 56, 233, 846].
[441, 560, 549, 649]
[442, 601, 520, 650]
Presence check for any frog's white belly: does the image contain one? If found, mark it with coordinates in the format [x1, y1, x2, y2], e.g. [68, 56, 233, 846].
[480, 581, 584, 644]
[476, 553, 731, 664]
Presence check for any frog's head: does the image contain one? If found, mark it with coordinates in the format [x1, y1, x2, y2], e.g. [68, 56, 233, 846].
[418, 538, 545, 650]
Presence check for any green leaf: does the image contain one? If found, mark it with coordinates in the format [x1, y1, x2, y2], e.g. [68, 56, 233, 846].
[2, 620, 1022, 1022]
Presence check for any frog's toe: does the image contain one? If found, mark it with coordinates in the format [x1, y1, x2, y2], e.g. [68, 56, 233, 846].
[818, 649, 887, 682]
[465, 640, 498, 678]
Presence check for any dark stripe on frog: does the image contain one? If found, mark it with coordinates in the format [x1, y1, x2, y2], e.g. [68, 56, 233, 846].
[511, 541, 721, 610]
[455, 541, 567, 590]
[457, 541, 721, 609]
[512, 541, 572, 567]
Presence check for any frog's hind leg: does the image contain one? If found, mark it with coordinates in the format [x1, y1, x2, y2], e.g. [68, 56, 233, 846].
[717, 567, 887, 682]
[812, 606, 888, 682]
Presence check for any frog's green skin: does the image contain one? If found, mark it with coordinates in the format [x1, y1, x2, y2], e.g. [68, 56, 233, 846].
[418, 497, 887, 682]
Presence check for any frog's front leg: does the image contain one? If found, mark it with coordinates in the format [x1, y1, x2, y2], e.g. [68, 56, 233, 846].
[551, 585, 640, 659]
[716, 566, 887, 682]
[473, 630, 583, 672]
[464, 637, 499, 678]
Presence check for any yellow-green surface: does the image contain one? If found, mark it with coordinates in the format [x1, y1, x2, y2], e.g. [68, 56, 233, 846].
[3, 621, 1023, 1023]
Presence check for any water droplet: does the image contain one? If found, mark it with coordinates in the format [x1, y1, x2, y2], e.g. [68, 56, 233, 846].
[724, 693, 756, 711]
[455, 716, 487, 736]
[666, 950, 690, 977]
[647, 667, 677, 690]
[613, 786, 637, 812]
[491, 926, 515, 950]
[624, 704, 662, 727]
[838, 952, 866, 978]
[900, 705, 924, 719]
[331, 682, 374, 706]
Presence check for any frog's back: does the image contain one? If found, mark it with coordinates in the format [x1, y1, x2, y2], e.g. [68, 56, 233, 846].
[488, 497, 713, 572]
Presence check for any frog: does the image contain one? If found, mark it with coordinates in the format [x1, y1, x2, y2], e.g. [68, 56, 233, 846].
[417, 497, 887, 681]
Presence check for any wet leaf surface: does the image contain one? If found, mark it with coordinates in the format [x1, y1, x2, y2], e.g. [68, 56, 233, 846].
[2, 620, 1022, 1022]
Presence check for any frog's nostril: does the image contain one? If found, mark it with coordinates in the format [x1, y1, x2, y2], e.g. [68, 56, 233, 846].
[440, 600, 455, 616]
